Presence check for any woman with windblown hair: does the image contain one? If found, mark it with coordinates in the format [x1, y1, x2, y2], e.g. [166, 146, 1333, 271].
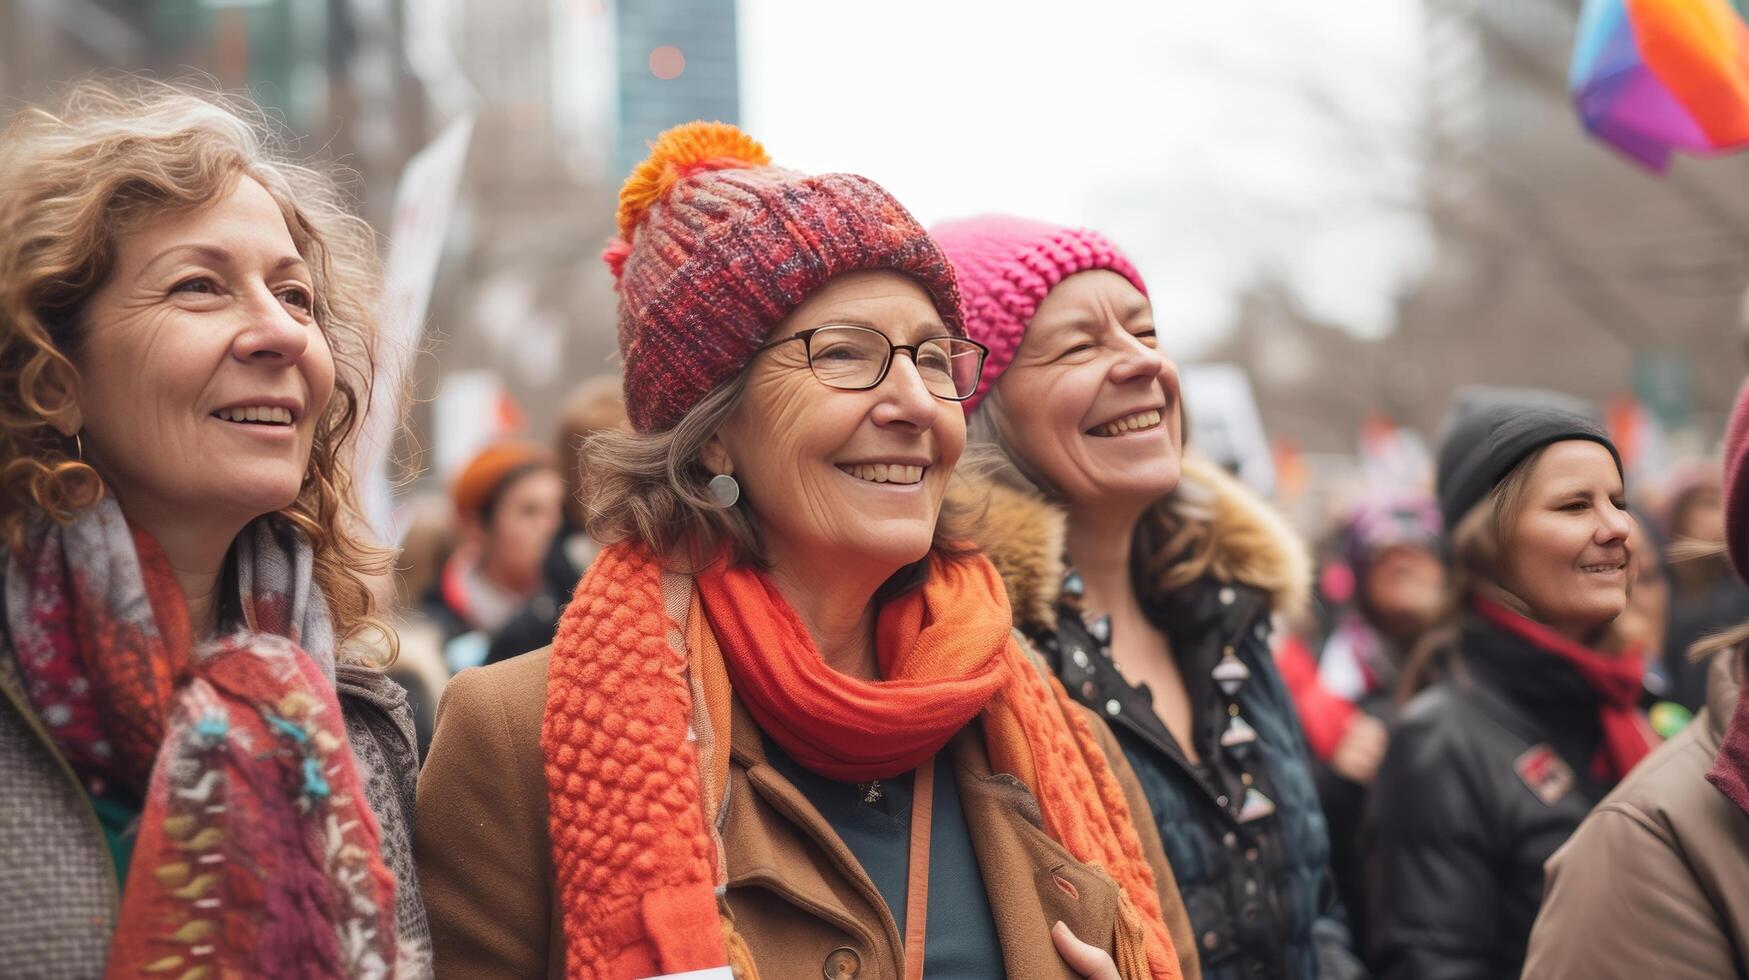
[415, 123, 1198, 980]
[0, 82, 426, 976]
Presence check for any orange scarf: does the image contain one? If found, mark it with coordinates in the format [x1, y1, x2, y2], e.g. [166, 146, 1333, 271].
[695, 554, 1009, 781]
[542, 543, 1181, 980]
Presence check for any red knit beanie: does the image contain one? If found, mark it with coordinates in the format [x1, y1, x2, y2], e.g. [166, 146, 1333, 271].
[1723, 376, 1749, 583]
[605, 122, 963, 433]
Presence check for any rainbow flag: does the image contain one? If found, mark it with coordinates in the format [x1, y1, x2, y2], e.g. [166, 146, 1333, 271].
[1571, 0, 1749, 170]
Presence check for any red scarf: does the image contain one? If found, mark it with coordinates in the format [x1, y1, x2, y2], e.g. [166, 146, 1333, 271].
[1473, 596, 1657, 780]
[542, 544, 1182, 980]
[6, 502, 401, 978]
[695, 555, 1009, 781]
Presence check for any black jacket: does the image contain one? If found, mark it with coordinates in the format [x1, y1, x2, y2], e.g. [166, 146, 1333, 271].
[1364, 613, 1617, 980]
[1311, 650, 1400, 961]
[974, 459, 1365, 980]
[1053, 580, 1357, 980]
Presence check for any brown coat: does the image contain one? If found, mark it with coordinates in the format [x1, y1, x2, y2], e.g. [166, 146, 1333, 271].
[1521, 648, 1749, 979]
[416, 646, 1202, 979]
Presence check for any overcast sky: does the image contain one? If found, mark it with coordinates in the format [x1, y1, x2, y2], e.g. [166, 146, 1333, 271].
[740, 1, 1434, 355]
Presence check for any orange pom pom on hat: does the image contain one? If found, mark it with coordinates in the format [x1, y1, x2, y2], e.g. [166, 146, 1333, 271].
[603, 121, 964, 432]
[450, 441, 555, 519]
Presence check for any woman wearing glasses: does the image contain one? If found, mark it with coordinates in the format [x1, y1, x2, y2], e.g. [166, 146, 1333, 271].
[933, 216, 1364, 980]
[415, 124, 1198, 980]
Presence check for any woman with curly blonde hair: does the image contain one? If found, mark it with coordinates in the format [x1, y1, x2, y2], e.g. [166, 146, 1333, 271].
[0, 80, 429, 976]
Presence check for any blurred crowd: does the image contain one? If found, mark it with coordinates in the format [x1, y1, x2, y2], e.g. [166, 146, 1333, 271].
[384, 367, 1749, 977]
[384, 375, 624, 755]
[3, 77, 1747, 980]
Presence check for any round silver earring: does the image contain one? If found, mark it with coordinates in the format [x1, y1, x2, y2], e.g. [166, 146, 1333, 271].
[708, 473, 741, 507]
[72, 431, 85, 462]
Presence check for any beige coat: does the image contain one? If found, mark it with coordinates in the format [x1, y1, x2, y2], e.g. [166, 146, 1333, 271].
[1522, 648, 1749, 979]
[416, 646, 1202, 979]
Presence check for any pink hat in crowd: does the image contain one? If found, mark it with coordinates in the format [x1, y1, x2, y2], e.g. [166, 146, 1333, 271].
[1724, 376, 1749, 584]
[930, 216, 1148, 412]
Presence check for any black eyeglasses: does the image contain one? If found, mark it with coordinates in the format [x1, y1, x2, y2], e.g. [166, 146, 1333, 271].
[753, 324, 990, 402]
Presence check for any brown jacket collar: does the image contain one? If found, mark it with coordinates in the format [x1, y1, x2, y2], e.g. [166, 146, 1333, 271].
[1706, 647, 1744, 748]
[970, 455, 1311, 634]
[724, 696, 1141, 980]
[724, 695, 902, 955]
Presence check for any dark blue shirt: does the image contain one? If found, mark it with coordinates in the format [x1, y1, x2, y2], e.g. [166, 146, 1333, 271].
[762, 734, 1007, 978]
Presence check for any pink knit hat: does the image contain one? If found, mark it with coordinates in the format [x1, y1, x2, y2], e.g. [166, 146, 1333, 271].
[1723, 376, 1749, 583]
[930, 215, 1148, 412]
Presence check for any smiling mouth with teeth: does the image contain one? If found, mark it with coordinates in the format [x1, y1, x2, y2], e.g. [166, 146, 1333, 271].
[1088, 408, 1163, 437]
[839, 463, 926, 485]
[1581, 561, 1627, 573]
[213, 406, 294, 426]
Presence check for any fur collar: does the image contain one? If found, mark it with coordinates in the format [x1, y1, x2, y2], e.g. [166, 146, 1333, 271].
[969, 455, 1311, 633]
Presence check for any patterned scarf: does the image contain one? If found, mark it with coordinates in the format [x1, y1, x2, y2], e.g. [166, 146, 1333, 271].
[4, 498, 400, 979]
[542, 543, 1182, 980]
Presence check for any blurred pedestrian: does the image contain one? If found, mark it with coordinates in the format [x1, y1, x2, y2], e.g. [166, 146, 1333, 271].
[1663, 467, 1749, 710]
[938, 214, 1360, 980]
[1521, 379, 1749, 979]
[416, 123, 1194, 979]
[1273, 632, 1373, 782]
[1618, 509, 1673, 702]
[1366, 404, 1653, 979]
[397, 492, 460, 611]
[1320, 495, 1446, 716]
[0, 81, 427, 974]
[423, 440, 562, 671]
[1291, 494, 1443, 958]
[382, 494, 462, 758]
[484, 374, 624, 665]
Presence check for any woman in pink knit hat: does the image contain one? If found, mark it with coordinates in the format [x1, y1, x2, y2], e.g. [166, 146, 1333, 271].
[937, 215, 1365, 980]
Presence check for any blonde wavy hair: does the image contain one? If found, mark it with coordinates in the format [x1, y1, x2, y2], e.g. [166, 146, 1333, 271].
[1390, 451, 1547, 699]
[0, 78, 392, 649]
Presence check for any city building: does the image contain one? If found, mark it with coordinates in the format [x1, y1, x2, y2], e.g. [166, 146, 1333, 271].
[613, 0, 739, 176]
